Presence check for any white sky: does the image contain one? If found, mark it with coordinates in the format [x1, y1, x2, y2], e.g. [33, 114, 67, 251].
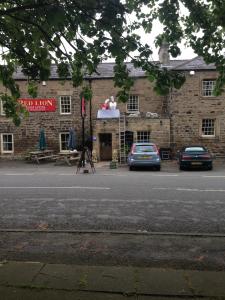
[136, 20, 196, 61]
[131, 2, 196, 61]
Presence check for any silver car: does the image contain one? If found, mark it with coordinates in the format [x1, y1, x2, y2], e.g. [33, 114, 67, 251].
[127, 142, 161, 171]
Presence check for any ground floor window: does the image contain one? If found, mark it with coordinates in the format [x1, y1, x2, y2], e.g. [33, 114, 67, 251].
[137, 131, 151, 142]
[201, 119, 215, 136]
[59, 132, 69, 151]
[1, 133, 14, 153]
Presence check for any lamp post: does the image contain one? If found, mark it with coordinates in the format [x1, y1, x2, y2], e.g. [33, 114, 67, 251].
[88, 79, 93, 157]
[80, 96, 86, 167]
[77, 86, 95, 174]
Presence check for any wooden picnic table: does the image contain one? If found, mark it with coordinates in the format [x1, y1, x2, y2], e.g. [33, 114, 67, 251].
[28, 150, 57, 164]
[55, 151, 80, 166]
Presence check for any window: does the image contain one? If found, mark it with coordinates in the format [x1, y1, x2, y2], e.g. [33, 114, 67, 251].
[0, 100, 6, 116]
[137, 131, 150, 143]
[185, 147, 205, 152]
[127, 95, 139, 112]
[202, 80, 216, 97]
[202, 119, 215, 136]
[135, 145, 155, 152]
[60, 96, 71, 114]
[1, 134, 14, 153]
[59, 133, 69, 151]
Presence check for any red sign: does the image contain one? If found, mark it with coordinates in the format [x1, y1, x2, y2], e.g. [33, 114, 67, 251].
[81, 97, 86, 118]
[18, 98, 56, 112]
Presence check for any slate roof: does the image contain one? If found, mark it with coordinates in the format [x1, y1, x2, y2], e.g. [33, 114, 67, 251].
[13, 57, 216, 80]
[174, 56, 216, 71]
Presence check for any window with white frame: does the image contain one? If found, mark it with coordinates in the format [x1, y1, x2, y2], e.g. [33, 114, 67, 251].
[137, 131, 151, 142]
[127, 95, 139, 112]
[60, 96, 71, 114]
[202, 80, 216, 97]
[201, 119, 215, 136]
[1, 133, 14, 153]
[59, 132, 69, 151]
[0, 100, 6, 116]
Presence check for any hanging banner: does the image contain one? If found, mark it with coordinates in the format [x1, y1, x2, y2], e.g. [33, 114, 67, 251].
[81, 97, 86, 118]
[18, 98, 56, 112]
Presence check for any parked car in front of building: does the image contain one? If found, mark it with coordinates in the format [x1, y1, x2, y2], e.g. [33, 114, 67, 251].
[127, 142, 161, 171]
[177, 145, 213, 170]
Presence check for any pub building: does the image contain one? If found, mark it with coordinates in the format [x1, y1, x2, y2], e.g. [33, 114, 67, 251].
[1, 55, 225, 161]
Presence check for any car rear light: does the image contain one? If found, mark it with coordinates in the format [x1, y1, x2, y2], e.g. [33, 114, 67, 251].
[131, 144, 136, 154]
[153, 145, 160, 155]
[181, 154, 192, 160]
[200, 154, 211, 159]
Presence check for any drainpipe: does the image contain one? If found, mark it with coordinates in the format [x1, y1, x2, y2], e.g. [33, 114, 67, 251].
[88, 78, 93, 157]
[168, 86, 176, 157]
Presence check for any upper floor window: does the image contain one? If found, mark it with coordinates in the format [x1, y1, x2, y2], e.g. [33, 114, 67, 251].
[201, 119, 215, 136]
[59, 132, 69, 151]
[60, 96, 71, 114]
[137, 131, 151, 143]
[0, 100, 6, 116]
[127, 95, 139, 112]
[202, 80, 216, 97]
[1, 133, 14, 153]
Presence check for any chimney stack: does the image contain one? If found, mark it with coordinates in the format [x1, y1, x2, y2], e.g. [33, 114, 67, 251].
[158, 41, 170, 66]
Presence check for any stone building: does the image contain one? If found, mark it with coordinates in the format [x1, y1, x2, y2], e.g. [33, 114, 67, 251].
[0, 56, 225, 160]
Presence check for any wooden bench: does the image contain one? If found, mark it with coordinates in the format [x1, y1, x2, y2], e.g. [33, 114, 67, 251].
[55, 153, 80, 166]
[28, 150, 56, 164]
[37, 154, 58, 161]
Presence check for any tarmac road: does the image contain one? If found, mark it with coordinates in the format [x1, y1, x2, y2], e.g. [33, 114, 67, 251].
[1, 160, 225, 271]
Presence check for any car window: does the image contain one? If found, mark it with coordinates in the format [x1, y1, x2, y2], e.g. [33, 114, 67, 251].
[135, 145, 155, 152]
[185, 147, 205, 152]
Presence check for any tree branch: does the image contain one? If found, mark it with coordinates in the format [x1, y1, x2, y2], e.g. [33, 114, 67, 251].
[0, 1, 54, 16]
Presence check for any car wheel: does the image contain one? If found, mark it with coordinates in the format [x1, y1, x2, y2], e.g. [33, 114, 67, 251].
[155, 166, 161, 171]
[208, 164, 213, 170]
[129, 166, 134, 171]
[179, 165, 184, 171]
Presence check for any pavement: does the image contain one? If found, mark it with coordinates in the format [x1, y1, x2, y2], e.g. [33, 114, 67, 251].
[0, 157, 225, 173]
[1, 158, 225, 299]
[1, 261, 225, 299]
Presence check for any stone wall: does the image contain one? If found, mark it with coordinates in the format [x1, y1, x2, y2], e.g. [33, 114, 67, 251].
[0, 80, 84, 156]
[171, 71, 225, 156]
[91, 77, 164, 116]
[1, 70, 225, 159]
[93, 117, 170, 161]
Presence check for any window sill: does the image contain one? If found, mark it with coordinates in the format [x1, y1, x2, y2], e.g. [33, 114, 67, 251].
[200, 96, 218, 99]
[1, 152, 14, 154]
[200, 135, 216, 139]
[127, 111, 140, 114]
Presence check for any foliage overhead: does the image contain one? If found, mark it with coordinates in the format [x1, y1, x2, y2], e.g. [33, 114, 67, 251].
[0, 0, 225, 124]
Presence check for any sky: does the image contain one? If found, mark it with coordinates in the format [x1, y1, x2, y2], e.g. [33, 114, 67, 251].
[137, 19, 196, 61]
[132, 2, 197, 61]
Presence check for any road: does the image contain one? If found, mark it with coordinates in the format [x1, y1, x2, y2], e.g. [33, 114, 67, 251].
[0, 161, 225, 270]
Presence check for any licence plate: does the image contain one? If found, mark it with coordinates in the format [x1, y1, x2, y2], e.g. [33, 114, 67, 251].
[191, 162, 202, 165]
[139, 156, 152, 159]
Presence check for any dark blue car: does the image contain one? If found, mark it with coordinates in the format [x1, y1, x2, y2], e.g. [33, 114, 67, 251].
[178, 145, 213, 170]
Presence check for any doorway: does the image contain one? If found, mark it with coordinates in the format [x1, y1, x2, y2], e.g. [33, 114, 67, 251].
[120, 131, 134, 154]
[125, 131, 134, 152]
[99, 133, 112, 161]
